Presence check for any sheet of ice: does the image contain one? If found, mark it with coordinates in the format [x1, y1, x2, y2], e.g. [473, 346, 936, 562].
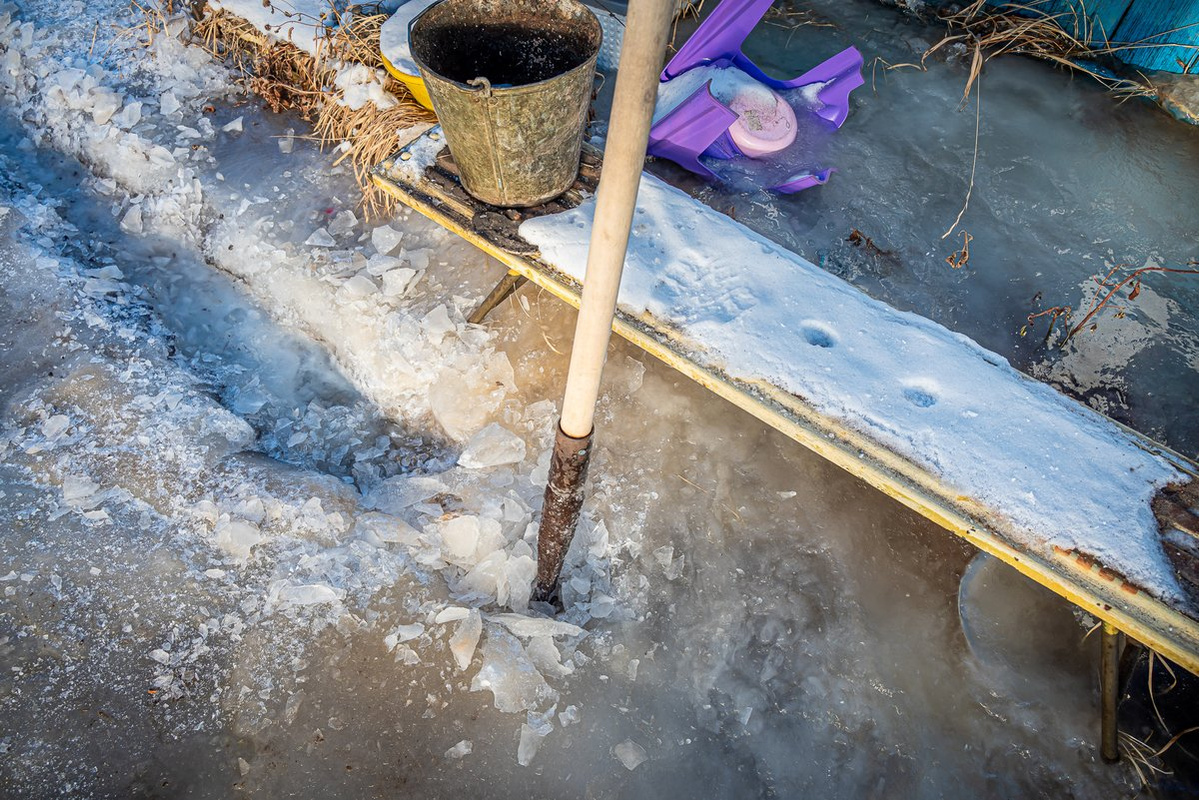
[520, 173, 1186, 602]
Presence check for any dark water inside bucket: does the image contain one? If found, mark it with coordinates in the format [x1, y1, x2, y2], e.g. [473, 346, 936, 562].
[417, 23, 593, 86]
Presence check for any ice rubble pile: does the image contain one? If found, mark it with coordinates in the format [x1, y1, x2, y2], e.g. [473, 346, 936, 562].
[0, 2, 635, 768]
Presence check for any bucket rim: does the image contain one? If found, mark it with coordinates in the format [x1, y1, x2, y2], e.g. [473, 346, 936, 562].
[408, 0, 603, 96]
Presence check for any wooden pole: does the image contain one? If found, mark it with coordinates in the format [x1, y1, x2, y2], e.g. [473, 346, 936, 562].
[534, 0, 675, 602]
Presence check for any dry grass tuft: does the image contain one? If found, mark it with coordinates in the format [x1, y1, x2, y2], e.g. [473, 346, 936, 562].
[186, 3, 435, 218]
[915, 0, 1160, 101]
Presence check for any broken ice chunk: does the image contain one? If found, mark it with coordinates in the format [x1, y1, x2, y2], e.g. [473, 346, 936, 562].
[381, 267, 418, 297]
[371, 223, 404, 256]
[470, 625, 556, 713]
[613, 739, 647, 770]
[428, 369, 502, 443]
[305, 228, 336, 247]
[558, 705, 579, 726]
[434, 606, 470, 624]
[61, 475, 100, 506]
[215, 519, 263, 562]
[490, 613, 585, 639]
[421, 304, 456, 340]
[445, 740, 472, 759]
[517, 723, 547, 767]
[446, 743, 472, 762]
[328, 209, 359, 237]
[42, 414, 70, 439]
[277, 583, 341, 608]
[438, 515, 483, 561]
[222, 115, 243, 133]
[158, 90, 180, 116]
[448, 608, 481, 670]
[111, 100, 141, 129]
[384, 623, 424, 651]
[525, 636, 572, 678]
[458, 423, 526, 469]
[119, 205, 143, 234]
[278, 127, 295, 154]
[340, 274, 377, 297]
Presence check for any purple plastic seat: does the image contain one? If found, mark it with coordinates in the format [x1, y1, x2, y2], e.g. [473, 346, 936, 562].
[646, 0, 863, 193]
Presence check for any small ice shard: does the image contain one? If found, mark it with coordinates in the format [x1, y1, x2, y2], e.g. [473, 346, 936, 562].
[328, 209, 358, 237]
[61, 475, 99, 505]
[365, 254, 403, 275]
[354, 513, 420, 546]
[90, 90, 122, 126]
[526, 636, 572, 678]
[222, 115, 243, 133]
[434, 606, 470, 624]
[517, 723, 546, 767]
[371, 223, 404, 256]
[41, 415, 70, 439]
[237, 757, 250, 776]
[613, 739, 647, 770]
[460, 551, 510, 604]
[119, 205, 143, 234]
[278, 127, 295, 153]
[305, 228, 336, 247]
[363, 475, 448, 515]
[149, 648, 171, 665]
[204, 569, 226, 579]
[445, 740, 472, 759]
[439, 515, 482, 561]
[384, 623, 424, 651]
[110, 101, 141, 129]
[504, 554, 536, 611]
[428, 369, 502, 443]
[381, 267, 417, 297]
[490, 613, 584, 639]
[406, 248, 431, 271]
[341, 274, 377, 297]
[558, 705, 579, 726]
[470, 625, 555, 713]
[278, 583, 340, 608]
[158, 90, 180, 116]
[448, 608, 481, 671]
[215, 519, 263, 562]
[421, 304, 456, 340]
[458, 423, 526, 469]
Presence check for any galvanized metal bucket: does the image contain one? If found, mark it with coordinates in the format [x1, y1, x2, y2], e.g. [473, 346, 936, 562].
[409, 0, 602, 208]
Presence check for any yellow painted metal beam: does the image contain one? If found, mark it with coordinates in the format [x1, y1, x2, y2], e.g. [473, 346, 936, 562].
[370, 166, 1200, 674]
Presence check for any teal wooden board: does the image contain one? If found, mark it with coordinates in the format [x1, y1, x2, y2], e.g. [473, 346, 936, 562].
[1111, 0, 1199, 73]
[984, 0, 1197, 73]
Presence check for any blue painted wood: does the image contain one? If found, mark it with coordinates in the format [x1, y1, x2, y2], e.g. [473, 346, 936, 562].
[982, 0, 1198, 73]
[1111, 0, 1199, 73]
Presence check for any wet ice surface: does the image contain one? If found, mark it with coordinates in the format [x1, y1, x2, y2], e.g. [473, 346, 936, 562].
[655, 0, 1198, 456]
[0, 1, 1186, 798]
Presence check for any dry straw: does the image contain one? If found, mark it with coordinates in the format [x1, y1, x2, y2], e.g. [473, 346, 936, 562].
[187, 2, 435, 217]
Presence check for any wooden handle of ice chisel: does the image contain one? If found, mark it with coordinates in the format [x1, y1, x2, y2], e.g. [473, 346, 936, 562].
[558, 0, 675, 439]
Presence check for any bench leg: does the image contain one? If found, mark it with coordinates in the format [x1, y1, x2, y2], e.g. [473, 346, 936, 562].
[1100, 622, 1121, 763]
[468, 272, 528, 324]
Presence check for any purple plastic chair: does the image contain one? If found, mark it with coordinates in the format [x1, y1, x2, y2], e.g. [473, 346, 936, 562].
[647, 0, 863, 193]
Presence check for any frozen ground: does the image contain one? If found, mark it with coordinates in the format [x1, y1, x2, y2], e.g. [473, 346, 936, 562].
[0, 1, 1192, 798]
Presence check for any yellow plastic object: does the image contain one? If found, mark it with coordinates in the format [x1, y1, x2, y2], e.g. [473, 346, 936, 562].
[381, 51, 433, 111]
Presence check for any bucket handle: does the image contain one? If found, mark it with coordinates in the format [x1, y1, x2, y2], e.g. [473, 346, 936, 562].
[467, 77, 492, 98]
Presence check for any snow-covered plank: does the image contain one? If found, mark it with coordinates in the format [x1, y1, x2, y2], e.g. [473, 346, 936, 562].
[371, 128, 1198, 672]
